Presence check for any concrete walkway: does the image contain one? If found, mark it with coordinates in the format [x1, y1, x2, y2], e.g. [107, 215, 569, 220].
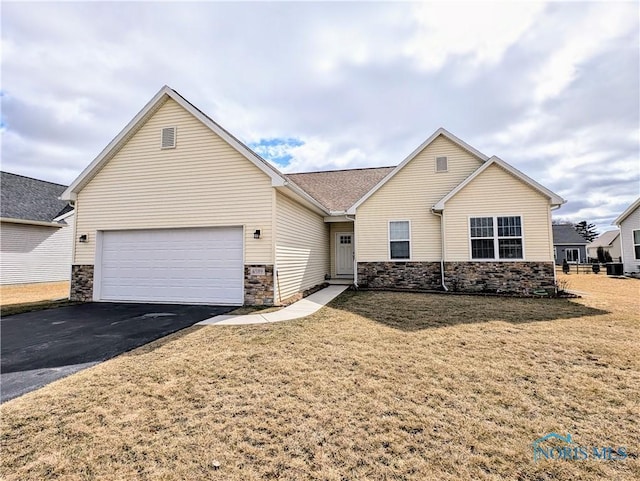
[197, 285, 349, 326]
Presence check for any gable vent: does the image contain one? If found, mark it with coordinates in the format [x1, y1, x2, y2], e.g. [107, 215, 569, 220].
[436, 156, 448, 172]
[161, 127, 177, 149]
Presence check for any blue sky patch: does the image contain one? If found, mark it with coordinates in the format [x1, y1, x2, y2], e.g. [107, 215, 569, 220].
[249, 137, 304, 167]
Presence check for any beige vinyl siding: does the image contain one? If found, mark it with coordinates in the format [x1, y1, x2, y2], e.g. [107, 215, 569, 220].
[329, 222, 354, 277]
[275, 192, 329, 303]
[444, 164, 552, 261]
[356, 135, 483, 261]
[619, 205, 640, 274]
[74, 98, 273, 265]
[1, 216, 74, 284]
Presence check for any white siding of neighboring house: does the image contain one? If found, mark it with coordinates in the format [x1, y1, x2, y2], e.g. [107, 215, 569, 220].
[275, 191, 329, 303]
[619, 205, 640, 275]
[356, 135, 483, 261]
[586, 234, 622, 262]
[0, 215, 74, 284]
[443, 164, 553, 261]
[73, 98, 274, 267]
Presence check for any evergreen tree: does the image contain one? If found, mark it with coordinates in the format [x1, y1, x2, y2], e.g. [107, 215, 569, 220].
[574, 220, 598, 242]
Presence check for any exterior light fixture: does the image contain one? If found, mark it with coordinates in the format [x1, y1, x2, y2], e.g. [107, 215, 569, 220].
[78, 234, 88, 243]
[254, 229, 261, 239]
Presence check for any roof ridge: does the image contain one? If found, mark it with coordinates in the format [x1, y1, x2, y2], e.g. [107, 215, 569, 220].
[1, 171, 68, 188]
[287, 165, 396, 175]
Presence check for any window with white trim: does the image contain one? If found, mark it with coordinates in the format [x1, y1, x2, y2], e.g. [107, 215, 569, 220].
[565, 248, 580, 263]
[470, 216, 523, 260]
[634, 229, 640, 260]
[389, 221, 410, 260]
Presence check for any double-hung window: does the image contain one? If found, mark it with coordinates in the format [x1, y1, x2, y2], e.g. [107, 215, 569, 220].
[470, 216, 523, 260]
[389, 221, 410, 260]
[634, 230, 640, 260]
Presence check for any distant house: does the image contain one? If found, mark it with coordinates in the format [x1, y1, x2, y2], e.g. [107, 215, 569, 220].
[0, 172, 75, 285]
[614, 198, 640, 275]
[552, 224, 588, 265]
[586, 230, 621, 262]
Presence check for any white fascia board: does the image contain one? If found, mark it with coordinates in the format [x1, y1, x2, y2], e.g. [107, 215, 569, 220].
[347, 127, 489, 214]
[1, 217, 64, 228]
[433, 156, 566, 211]
[61, 85, 288, 201]
[613, 197, 640, 225]
[324, 214, 353, 223]
[53, 209, 75, 222]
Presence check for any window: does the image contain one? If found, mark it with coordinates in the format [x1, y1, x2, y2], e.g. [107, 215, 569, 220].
[389, 221, 410, 259]
[436, 156, 448, 172]
[161, 126, 177, 149]
[340, 235, 351, 245]
[634, 230, 640, 260]
[470, 216, 523, 260]
[565, 248, 580, 263]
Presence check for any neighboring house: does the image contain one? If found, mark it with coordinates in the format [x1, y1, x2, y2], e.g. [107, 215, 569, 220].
[552, 224, 588, 265]
[614, 198, 640, 275]
[61, 85, 565, 306]
[0, 172, 75, 285]
[586, 230, 621, 262]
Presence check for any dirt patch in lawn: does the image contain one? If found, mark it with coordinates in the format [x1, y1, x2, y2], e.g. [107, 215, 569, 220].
[1, 274, 638, 480]
[0, 281, 69, 306]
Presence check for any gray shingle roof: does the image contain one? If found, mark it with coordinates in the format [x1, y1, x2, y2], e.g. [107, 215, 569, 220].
[285, 166, 395, 212]
[587, 230, 619, 248]
[552, 224, 588, 245]
[1, 171, 73, 222]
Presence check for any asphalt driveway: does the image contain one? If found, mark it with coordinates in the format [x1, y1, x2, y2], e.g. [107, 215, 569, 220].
[1, 302, 234, 402]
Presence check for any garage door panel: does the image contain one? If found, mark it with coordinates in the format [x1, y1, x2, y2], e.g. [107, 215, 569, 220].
[99, 227, 243, 305]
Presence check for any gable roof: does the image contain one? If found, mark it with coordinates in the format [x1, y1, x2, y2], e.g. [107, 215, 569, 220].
[1, 171, 73, 223]
[433, 156, 566, 211]
[285, 166, 394, 212]
[552, 224, 588, 245]
[61, 85, 291, 201]
[347, 128, 489, 214]
[613, 197, 640, 225]
[587, 230, 620, 249]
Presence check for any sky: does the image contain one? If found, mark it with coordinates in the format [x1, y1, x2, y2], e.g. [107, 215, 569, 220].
[1, 1, 638, 232]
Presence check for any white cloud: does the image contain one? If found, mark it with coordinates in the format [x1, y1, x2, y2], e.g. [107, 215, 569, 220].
[404, 2, 545, 73]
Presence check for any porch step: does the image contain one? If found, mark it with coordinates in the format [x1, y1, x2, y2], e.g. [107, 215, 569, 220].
[327, 278, 354, 285]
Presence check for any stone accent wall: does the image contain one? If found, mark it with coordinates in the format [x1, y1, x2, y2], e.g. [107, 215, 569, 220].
[357, 262, 442, 290]
[278, 282, 329, 307]
[244, 264, 274, 306]
[70, 264, 94, 302]
[444, 261, 555, 295]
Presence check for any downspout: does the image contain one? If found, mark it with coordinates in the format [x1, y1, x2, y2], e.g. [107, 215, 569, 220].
[550, 204, 562, 292]
[431, 209, 448, 291]
[345, 215, 357, 287]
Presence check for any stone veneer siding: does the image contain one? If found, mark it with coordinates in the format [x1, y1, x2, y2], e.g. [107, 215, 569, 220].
[358, 261, 556, 295]
[244, 264, 274, 306]
[444, 261, 555, 295]
[357, 262, 442, 290]
[70, 264, 94, 301]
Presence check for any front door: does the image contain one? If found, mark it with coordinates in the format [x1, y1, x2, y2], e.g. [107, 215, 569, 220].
[336, 233, 354, 276]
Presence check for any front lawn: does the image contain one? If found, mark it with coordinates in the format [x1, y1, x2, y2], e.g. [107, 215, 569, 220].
[1, 274, 638, 480]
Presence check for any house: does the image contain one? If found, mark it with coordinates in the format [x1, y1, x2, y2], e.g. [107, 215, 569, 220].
[61, 85, 565, 305]
[613, 198, 640, 275]
[586, 230, 621, 262]
[552, 224, 588, 265]
[1, 172, 75, 285]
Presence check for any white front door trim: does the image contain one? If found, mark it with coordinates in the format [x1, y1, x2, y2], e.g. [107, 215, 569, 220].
[335, 232, 354, 276]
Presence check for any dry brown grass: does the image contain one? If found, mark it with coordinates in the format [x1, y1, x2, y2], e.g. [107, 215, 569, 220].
[0, 281, 69, 306]
[1, 274, 638, 480]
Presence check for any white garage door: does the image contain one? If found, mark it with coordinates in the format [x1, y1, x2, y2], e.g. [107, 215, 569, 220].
[98, 227, 243, 305]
